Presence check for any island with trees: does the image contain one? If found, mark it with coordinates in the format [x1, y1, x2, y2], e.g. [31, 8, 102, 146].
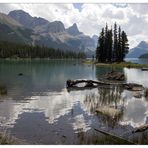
[96, 23, 129, 63]
[85, 23, 148, 68]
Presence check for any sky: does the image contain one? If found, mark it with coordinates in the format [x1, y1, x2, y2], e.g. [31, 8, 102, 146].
[0, 3, 148, 48]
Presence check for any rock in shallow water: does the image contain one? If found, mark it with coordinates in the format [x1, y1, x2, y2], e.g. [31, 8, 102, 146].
[105, 71, 125, 81]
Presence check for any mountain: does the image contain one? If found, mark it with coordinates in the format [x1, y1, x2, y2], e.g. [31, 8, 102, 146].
[126, 41, 148, 58]
[0, 12, 35, 44]
[8, 10, 97, 56]
[8, 10, 49, 29]
[0, 12, 21, 27]
[92, 35, 98, 47]
[139, 53, 148, 58]
[67, 23, 82, 36]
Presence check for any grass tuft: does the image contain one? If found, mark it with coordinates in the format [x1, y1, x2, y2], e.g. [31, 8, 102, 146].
[0, 133, 15, 144]
[0, 86, 7, 95]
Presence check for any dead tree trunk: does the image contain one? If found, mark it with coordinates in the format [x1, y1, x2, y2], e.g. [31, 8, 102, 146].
[66, 79, 143, 91]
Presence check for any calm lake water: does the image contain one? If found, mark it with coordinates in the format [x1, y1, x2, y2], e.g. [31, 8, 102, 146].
[125, 58, 148, 64]
[0, 59, 148, 144]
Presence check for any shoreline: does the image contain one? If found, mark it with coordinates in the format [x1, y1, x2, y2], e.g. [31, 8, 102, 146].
[84, 60, 148, 68]
[0, 58, 85, 61]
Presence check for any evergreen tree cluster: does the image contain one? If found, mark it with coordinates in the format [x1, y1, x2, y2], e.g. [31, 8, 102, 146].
[0, 41, 86, 59]
[96, 23, 129, 62]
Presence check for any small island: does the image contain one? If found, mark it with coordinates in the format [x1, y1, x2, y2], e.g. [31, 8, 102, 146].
[84, 23, 148, 69]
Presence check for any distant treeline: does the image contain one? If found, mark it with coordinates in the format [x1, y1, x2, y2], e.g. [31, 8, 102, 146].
[0, 41, 86, 59]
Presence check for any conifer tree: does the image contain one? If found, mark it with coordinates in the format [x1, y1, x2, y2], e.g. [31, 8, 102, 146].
[117, 26, 121, 62]
[108, 28, 113, 62]
[113, 22, 118, 62]
[96, 28, 105, 62]
[121, 31, 129, 60]
[104, 23, 108, 61]
[96, 23, 129, 63]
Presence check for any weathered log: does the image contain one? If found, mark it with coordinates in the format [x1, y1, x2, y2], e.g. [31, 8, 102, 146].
[67, 86, 97, 92]
[67, 84, 112, 92]
[66, 79, 111, 88]
[93, 128, 135, 144]
[132, 124, 148, 133]
[66, 79, 143, 92]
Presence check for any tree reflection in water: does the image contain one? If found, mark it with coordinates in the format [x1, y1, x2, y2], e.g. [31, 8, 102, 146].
[84, 85, 125, 128]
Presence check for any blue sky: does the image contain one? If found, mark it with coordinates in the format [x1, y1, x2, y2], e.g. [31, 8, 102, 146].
[73, 3, 83, 11]
[73, 3, 128, 10]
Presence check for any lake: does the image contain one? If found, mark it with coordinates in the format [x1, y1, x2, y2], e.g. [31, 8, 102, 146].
[125, 58, 148, 64]
[0, 59, 148, 144]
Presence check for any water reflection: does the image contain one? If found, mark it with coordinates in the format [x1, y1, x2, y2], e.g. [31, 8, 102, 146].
[124, 68, 148, 87]
[121, 98, 148, 127]
[0, 60, 148, 144]
[83, 86, 124, 128]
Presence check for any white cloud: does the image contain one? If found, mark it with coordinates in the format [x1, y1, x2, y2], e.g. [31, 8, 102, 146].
[0, 3, 148, 48]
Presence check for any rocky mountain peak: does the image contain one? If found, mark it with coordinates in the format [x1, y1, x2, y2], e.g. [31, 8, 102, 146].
[8, 10, 34, 28]
[47, 21, 65, 33]
[8, 10, 49, 29]
[0, 12, 22, 27]
[126, 40, 148, 58]
[138, 41, 148, 48]
[67, 23, 82, 36]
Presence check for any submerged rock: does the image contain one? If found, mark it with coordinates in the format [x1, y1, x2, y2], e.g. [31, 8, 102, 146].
[105, 71, 125, 81]
[141, 68, 148, 71]
[133, 91, 143, 98]
[18, 73, 23, 76]
[96, 106, 121, 119]
[124, 83, 143, 91]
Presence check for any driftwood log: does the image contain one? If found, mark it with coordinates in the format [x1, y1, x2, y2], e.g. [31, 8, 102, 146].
[93, 128, 135, 144]
[66, 79, 143, 91]
[132, 124, 148, 133]
[66, 79, 110, 88]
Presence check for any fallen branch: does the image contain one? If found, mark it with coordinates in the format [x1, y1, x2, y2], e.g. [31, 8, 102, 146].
[66, 79, 111, 88]
[93, 127, 135, 144]
[66, 79, 143, 91]
[132, 124, 148, 133]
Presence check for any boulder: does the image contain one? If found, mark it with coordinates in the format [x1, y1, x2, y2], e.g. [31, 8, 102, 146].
[133, 91, 143, 98]
[124, 83, 143, 91]
[105, 71, 125, 81]
[18, 73, 23, 76]
[96, 106, 121, 119]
